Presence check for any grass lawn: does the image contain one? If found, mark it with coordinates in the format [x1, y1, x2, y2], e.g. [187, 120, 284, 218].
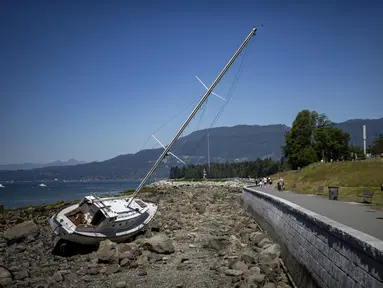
[271, 159, 383, 205]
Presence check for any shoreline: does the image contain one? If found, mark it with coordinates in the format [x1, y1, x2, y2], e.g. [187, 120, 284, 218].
[0, 182, 291, 288]
[0, 179, 247, 212]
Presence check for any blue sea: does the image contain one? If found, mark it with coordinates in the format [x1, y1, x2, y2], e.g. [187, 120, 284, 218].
[0, 180, 143, 209]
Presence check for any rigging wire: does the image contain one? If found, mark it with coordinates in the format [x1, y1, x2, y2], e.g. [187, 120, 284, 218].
[138, 98, 199, 152]
[172, 41, 251, 163]
[139, 34, 253, 168]
[194, 98, 208, 132]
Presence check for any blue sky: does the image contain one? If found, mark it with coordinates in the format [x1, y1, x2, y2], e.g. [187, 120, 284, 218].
[1, 0, 382, 164]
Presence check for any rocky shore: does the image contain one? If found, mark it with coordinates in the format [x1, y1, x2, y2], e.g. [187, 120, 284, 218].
[0, 180, 291, 288]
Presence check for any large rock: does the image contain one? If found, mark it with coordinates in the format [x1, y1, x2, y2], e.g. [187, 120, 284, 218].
[0, 266, 12, 280]
[3, 220, 39, 244]
[97, 240, 119, 263]
[260, 244, 281, 260]
[143, 234, 174, 254]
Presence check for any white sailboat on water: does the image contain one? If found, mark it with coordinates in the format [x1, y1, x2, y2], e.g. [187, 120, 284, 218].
[49, 27, 259, 245]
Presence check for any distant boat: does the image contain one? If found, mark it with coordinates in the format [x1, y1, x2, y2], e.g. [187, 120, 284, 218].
[0, 184, 4, 188]
[39, 183, 47, 187]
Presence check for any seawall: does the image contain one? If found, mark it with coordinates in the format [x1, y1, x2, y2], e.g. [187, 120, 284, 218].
[242, 186, 383, 288]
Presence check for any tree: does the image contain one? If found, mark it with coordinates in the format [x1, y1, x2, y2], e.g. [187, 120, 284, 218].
[370, 134, 383, 154]
[282, 110, 317, 169]
[282, 109, 350, 169]
[314, 126, 350, 161]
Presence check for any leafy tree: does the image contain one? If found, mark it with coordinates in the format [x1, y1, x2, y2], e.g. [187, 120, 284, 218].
[282, 110, 316, 169]
[314, 126, 351, 161]
[369, 134, 383, 154]
[283, 109, 351, 169]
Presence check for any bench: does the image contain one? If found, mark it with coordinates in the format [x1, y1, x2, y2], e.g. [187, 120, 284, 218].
[357, 190, 374, 204]
[315, 186, 324, 195]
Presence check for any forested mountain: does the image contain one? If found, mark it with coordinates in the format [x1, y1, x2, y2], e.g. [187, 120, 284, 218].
[0, 118, 382, 181]
[0, 159, 86, 171]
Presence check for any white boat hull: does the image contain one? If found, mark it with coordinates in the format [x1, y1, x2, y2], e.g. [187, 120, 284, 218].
[50, 217, 150, 245]
[50, 200, 158, 245]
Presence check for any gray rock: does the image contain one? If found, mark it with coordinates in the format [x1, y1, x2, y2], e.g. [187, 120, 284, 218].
[51, 272, 63, 282]
[106, 263, 120, 274]
[249, 232, 267, 244]
[0, 278, 13, 287]
[3, 220, 39, 244]
[195, 203, 206, 214]
[261, 244, 281, 259]
[249, 266, 261, 274]
[262, 283, 276, 288]
[225, 269, 244, 276]
[247, 273, 265, 285]
[13, 270, 28, 280]
[203, 236, 226, 251]
[257, 237, 272, 248]
[233, 261, 248, 271]
[97, 239, 119, 263]
[16, 279, 29, 287]
[0, 266, 11, 279]
[240, 249, 257, 264]
[115, 281, 127, 288]
[137, 268, 147, 276]
[144, 234, 175, 254]
[87, 267, 99, 275]
[120, 258, 131, 267]
[81, 275, 93, 282]
[29, 277, 45, 284]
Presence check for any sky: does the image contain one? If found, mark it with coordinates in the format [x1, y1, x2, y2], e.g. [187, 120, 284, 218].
[1, 0, 382, 165]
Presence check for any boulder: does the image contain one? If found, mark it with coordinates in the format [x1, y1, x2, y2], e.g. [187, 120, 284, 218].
[3, 220, 39, 244]
[96, 239, 119, 263]
[143, 234, 174, 254]
[0, 266, 12, 280]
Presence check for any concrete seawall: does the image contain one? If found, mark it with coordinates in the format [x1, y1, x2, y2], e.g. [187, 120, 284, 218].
[242, 186, 383, 288]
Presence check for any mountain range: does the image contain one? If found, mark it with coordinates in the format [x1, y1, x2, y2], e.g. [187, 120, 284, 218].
[0, 159, 86, 171]
[0, 117, 382, 181]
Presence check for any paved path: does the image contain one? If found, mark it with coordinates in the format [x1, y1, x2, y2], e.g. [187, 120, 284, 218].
[246, 185, 383, 241]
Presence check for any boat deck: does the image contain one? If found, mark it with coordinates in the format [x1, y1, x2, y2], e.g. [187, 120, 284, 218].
[67, 211, 89, 227]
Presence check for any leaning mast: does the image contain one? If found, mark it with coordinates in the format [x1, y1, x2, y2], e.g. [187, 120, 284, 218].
[128, 27, 259, 205]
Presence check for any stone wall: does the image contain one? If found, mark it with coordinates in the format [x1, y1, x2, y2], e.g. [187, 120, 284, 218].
[242, 186, 383, 288]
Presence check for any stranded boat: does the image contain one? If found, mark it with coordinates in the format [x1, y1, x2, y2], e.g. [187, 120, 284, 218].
[49, 194, 157, 245]
[49, 26, 259, 245]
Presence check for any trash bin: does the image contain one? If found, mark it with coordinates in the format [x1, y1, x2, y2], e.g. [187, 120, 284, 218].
[328, 186, 339, 200]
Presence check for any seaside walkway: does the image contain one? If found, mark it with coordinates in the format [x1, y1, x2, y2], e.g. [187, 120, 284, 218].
[248, 185, 383, 241]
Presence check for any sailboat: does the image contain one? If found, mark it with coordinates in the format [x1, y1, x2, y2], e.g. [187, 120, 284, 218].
[49, 27, 259, 245]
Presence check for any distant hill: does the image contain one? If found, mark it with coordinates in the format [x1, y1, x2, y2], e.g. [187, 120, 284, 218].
[0, 159, 86, 171]
[334, 117, 383, 147]
[0, 118, 382, 181]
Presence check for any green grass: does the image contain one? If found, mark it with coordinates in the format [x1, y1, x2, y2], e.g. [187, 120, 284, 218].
[271, 159, 383, 205]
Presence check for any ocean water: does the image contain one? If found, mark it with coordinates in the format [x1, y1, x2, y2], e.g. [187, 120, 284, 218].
[0, 180, 143, 209]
